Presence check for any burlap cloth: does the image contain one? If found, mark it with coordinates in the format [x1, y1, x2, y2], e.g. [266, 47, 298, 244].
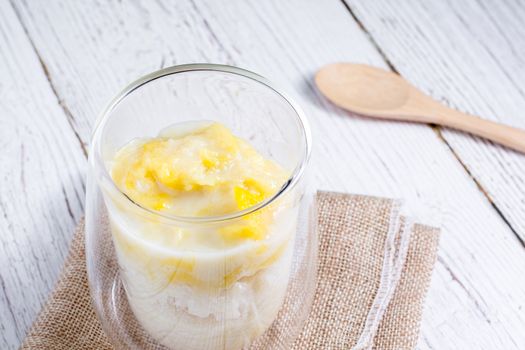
[20, 191, 439, 350]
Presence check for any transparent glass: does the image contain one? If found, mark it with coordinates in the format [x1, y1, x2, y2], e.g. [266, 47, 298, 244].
[85, 64, 316, 350]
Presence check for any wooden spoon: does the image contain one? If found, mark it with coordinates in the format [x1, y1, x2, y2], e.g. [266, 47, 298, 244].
[315, 63, 525, 153]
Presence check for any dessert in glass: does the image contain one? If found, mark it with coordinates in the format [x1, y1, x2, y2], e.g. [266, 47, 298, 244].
[86, 64, 316, 350]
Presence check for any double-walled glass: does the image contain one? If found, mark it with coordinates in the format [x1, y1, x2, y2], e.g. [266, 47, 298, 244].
[86, 64, 316, 349]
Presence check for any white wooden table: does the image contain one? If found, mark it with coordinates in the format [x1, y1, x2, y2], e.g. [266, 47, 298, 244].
[2, 1, 525, 348]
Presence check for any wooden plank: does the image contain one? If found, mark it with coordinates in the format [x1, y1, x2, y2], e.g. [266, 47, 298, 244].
[345, 0, 525, 243]
[0, 1, 86, 348]
[8, 0, 525, 348]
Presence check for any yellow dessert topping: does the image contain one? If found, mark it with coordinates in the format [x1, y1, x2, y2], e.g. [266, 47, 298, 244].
[111, 122, 288, 245]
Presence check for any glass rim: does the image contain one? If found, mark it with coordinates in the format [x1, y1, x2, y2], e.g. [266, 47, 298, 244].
[90, 63, 312, 223]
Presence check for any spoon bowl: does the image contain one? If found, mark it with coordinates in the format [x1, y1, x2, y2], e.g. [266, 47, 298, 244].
[316, 63, 410, 113]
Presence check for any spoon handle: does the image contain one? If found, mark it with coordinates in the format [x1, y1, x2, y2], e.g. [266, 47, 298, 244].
[437, 106, 525, 153]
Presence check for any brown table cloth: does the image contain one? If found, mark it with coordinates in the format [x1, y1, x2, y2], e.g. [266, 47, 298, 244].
[20, 191, 439, 349]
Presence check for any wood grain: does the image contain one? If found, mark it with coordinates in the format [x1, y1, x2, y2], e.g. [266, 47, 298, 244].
[345, 0, 525, 243]
[0, 0, 86, 348]
[1, 0, 524, 349]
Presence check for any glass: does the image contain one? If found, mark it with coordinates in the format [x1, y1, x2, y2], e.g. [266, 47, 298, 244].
[85, 64, 316, 350]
